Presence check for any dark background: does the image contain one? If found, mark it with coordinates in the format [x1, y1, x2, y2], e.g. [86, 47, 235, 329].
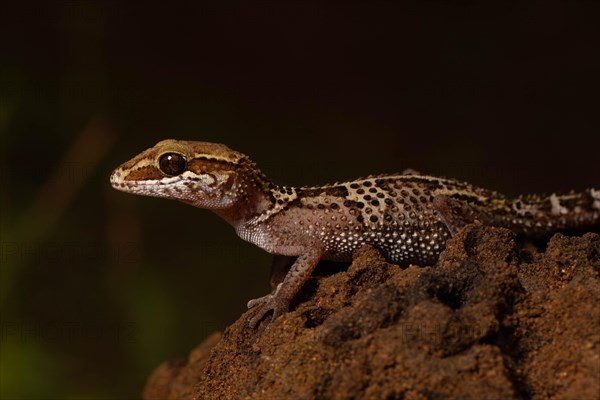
[1, 1, 599, 398]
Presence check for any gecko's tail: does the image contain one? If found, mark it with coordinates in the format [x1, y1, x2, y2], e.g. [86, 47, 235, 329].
[506, 188, 600, 236]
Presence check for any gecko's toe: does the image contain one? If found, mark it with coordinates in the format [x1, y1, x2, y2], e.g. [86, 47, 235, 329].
[247, 293, 289, 328]
[247, 294, 274, 327]
[247, 294, 271, 309]
[248, 307, 271, 328]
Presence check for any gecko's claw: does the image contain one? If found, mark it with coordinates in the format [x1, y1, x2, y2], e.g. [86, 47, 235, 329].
[247, 285, 289, 328]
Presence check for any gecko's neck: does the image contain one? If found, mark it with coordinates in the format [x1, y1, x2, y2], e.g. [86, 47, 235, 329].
[212, 162, 278, 228]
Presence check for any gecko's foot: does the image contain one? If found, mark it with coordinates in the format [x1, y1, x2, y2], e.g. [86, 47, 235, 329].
[247, 288, 289, 328]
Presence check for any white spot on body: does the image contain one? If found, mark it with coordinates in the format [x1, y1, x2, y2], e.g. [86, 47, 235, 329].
[549, 193, 569, 216]
[590, 188, 600, 210]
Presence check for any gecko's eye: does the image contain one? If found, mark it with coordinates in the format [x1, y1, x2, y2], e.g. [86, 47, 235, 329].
[159, 153, 187, 176]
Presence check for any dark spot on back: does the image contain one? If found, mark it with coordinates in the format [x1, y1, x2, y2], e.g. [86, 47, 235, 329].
[298, 186, 349, 198]
[289, 198, 303, 208]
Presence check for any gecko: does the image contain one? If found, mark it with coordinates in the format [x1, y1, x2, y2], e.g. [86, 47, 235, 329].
[110, 140, 600, 327]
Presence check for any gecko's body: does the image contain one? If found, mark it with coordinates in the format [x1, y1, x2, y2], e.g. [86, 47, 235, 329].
[111, 140, 600, 327]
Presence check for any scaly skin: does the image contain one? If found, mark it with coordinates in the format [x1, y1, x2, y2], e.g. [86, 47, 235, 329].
[110, 140, 600, 327]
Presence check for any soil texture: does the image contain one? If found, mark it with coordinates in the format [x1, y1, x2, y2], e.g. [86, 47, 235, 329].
[144, 224, 600, 400]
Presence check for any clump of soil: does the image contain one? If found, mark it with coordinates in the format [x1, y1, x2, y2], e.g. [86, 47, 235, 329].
[143, 224, 600, 400]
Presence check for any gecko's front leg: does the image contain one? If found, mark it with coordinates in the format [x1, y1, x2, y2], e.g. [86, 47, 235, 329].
[248, 242, 323, 327]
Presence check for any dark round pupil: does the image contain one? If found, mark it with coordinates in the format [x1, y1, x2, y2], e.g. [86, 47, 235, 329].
[159, 153, 186, 176]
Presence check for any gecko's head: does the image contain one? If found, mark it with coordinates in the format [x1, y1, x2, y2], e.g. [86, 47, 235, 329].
[110, 139, 258, 209]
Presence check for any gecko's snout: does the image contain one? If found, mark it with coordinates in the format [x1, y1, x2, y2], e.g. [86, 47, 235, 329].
[110, 167, 125, 188]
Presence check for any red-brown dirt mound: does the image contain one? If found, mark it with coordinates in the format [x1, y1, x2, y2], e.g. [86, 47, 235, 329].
[143, 224, 600, 400]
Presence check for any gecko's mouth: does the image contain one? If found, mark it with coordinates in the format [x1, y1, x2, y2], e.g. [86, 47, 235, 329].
[109, 170, 189, 201]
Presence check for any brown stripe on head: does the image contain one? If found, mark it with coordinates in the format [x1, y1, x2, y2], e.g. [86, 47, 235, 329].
[185, 141, 245, 164]
[125, 165, 164, 181]
[114, 140, 246, 180]
[187, 158, 238, 175]
[142, 140, 245, 167]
